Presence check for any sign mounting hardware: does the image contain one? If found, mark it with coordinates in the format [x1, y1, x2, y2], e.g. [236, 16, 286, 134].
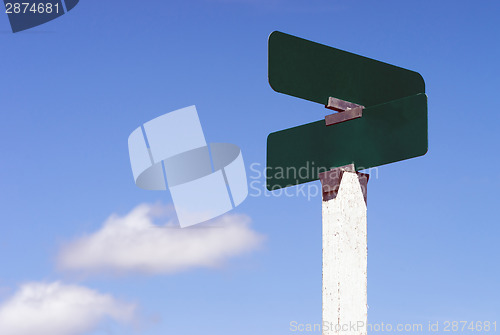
[324, 97, 365, 126]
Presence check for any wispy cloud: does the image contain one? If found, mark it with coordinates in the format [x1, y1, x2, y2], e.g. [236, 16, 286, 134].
[0, 281, 136, 335]
[58, 203, 264, 275]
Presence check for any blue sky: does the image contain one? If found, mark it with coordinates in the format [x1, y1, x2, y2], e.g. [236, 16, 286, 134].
[0, 0, 499, 334]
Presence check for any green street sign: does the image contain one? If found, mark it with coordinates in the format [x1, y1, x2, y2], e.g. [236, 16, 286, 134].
[266, 31, 428, 190]
[266, 94, 427, 190]
[269, 31, 425, 108]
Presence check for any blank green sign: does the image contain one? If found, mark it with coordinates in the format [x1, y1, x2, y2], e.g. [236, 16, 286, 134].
[266, 94, 428, 190]
[266, 31, 428, 190]
[269, 31, 425, 107]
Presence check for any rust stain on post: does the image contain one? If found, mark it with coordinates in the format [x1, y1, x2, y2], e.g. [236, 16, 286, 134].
[319, 164, 369, 204]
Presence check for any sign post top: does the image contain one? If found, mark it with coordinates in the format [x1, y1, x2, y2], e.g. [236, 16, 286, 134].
[266, 31, 428, 190]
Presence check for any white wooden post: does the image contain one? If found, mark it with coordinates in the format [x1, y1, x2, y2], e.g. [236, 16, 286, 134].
[320, 166, 368, 335]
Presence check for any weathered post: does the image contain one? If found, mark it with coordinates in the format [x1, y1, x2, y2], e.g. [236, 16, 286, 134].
[320, 165, 368, 335]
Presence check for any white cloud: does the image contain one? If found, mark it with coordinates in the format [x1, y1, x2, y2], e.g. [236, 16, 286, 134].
[0, 281, 136, 335]
[58, 203, 264, 275]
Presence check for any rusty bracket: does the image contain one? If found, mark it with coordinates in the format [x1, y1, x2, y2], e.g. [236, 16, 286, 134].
[318, 164, 369, 204]
[325, 97, 365, 126]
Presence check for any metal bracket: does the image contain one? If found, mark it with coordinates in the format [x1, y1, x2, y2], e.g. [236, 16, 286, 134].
[325, 97, 365, 126]
[318, 164, 369, 203]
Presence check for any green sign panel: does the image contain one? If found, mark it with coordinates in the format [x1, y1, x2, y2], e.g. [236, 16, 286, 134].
[269, 31, 425, 108]
[267, 94, 428, 190]
[266, 30, 428, 190]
